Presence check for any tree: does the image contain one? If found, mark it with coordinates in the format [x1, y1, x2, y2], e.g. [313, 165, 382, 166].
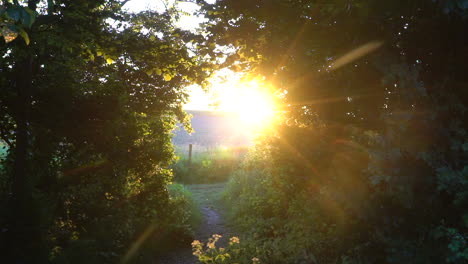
[0, 0, 214, 262]
[202, 0, 468, 262]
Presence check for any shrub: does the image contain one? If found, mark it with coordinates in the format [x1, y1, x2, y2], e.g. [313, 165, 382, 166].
[224, 122, 468, 264]
[167, 183, 202, 234]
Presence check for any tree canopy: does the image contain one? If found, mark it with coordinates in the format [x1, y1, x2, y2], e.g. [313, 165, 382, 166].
[197, 0, 468, 263]
[1, 0, 215, 262]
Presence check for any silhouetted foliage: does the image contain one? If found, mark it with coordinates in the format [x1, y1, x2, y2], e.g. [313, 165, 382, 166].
[0, 1, 214, 262]
[203, 0, 468, 263]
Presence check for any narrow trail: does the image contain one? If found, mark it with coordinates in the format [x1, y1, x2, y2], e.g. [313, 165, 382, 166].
[156, 183, 230, 264]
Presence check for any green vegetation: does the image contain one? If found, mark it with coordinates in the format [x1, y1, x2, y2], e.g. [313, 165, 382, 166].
[192, 235, 261, 264]
[189, 183, 227, 211]
[172, 147, 248, 184]
[203, 0, 468, 263]
[0, 0, 215, 263]
[0, 141, 6, 169]
[223, 132, 467, 263]
[1, 0, 467, 263]
[168, 183, 203, 231]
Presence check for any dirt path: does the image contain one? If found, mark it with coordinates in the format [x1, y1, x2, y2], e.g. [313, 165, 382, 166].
[156, 183, 230, 264]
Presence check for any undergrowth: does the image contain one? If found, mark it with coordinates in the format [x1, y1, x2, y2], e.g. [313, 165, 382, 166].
[168, 183, 203, 229]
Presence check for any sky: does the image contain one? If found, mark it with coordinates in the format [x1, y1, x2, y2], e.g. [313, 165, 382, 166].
[124, 0, 209, 31]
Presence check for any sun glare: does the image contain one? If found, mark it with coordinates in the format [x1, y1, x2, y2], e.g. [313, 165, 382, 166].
[217, 79, 276, 130]
[184, 70, 280, 133]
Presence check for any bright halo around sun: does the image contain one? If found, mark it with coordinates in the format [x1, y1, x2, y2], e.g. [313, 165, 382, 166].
[216, 79, 277, 130]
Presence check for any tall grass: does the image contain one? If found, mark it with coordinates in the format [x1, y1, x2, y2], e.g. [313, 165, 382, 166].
[172, 146, 248, 184]
[146, 183, 203, 260]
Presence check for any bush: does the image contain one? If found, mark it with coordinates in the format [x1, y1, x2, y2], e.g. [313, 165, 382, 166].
[39, 168, 187, 264]
[42, 179, 201, 264]
[167, 183, 202, 235]
[223, 122, 468, 264]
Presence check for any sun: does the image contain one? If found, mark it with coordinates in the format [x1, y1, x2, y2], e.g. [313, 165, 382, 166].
[216, 79, 276, 129]
[234, 88, 275, 126]
[184, 71, 280, 132]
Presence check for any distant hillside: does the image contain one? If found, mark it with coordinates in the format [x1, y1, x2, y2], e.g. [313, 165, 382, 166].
[172, 110, 252, 150]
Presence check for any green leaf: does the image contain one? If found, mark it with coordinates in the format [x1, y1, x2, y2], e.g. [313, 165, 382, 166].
[18, 28, 29, 45]
[22, 7, 37, 28]
[163, 74, 172, 81]
[6, 6, 21, 22]
[106, 58, 114, 64]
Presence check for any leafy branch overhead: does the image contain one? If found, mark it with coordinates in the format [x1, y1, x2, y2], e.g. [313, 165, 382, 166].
[0, 0, 217, 262]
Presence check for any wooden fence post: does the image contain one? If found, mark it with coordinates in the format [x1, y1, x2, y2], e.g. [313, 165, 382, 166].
[188, 144, 192, 166]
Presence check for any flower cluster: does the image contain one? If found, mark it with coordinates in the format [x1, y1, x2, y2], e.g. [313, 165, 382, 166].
[229, 236, 240, 244]
[192, 234, 259, 263]
[207, 234, 222, 249]
[191, 240, 203, 257]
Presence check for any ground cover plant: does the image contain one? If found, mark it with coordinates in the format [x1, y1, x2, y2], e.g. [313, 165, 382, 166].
[192, 235, 262, 264]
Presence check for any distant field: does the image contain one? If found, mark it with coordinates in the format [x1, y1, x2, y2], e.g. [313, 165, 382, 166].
[172, 110, 252, 150]
[176, 145, 248, 161]
[172, 111, 251, 183]
[172, 145, 248, 184]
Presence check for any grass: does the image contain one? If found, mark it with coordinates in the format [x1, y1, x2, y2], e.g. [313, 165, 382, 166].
[168, 183, 203, 228]
[167, 183, 228, 234]
[172, 146, 248, 184]
[186, 183, 227, 211]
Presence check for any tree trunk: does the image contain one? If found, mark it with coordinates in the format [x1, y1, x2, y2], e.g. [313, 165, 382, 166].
[6, 56, 46, 263]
